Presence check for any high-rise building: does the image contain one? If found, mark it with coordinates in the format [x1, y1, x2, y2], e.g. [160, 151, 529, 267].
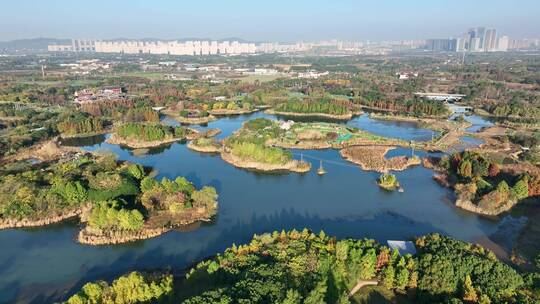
[425, 39, 456, 51]
[484, 29, 497, 51]
[455, 38, 466, 52]
[71, 39, 96, 52]
[470, 37, 481, 52]
[476, 27, 486, 49]
[497, 36, 509, 51]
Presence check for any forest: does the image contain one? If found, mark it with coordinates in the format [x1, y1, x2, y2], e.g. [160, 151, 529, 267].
[116, 123, 186, 142]
[355, 93, 449, 117]
[434, 151, 539, 212]
[57, 115, 105, 136]
[0, 154, 140, 221]
[275, 98, 350, 115]
[65, 230, 539, 304]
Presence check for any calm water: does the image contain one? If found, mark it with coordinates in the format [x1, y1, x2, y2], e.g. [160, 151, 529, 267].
[447, 103, 494, 133]
[0, 112, 513, 303]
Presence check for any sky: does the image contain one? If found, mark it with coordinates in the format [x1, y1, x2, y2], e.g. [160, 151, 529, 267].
[1, 0, 539, 42]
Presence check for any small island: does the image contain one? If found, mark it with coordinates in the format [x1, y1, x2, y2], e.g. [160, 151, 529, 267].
[377, 173, 400, 190]
[187, 137, 222, 153]
[208, 100, 260, 115]
[163, 107, 217, 125]
[106, 122, 195, 148]
[221, 118, 311, 173]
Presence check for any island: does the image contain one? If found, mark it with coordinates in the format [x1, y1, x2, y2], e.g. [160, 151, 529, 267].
[266, 97, 358, 120]
[187, 137, 222, 153]
[106, 122, 196, 148]
[208, 100, 260, 115]
[221, 118, 311, 173]
[0, 153, 218, 245]
[265, 120, 406, 150]
[162, 107, 217, 125]
[341, 146, 421, 173]
[377, 173, 401, 190]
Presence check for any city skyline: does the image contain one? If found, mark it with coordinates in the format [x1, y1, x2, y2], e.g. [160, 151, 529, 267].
[1, 0, 540, 42]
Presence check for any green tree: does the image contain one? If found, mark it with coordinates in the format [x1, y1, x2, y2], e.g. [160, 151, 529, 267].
[458, 160, 473, 178]
[395, 267, 410, 290]
[462, 275, 478, 303]
[512, 178, 529, 200]
[381, 265, 395, 289]
[281, 289, 302, 304]
[304, 279, 327, 304]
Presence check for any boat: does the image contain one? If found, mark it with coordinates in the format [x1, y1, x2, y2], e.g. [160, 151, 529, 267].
[317, 160, 326, 175]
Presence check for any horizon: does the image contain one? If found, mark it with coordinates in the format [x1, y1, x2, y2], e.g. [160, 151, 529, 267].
[1, 0, 540, 41]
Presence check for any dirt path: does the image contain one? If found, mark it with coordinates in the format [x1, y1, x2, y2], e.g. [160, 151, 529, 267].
[348, 279, 378, 298]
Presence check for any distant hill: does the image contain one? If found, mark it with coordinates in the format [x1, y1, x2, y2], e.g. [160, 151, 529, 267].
[0, 38, 71, 52]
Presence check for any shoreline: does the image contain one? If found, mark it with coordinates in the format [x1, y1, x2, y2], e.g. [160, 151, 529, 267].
[77, 226, 170, 245]
[164, 112, 217, 125]
[429, 161, 520, 216]
[105, 133, 183, 149]
[209, 108, 260, 116]
[220, 151, 311, 173]
[0, 207, 85, 230]
[377, 182, 400, 191]
[187, 141, 222, 153]
[77, 213, 214, 245]
[455, 197, 518, 216]
[265, 109, 355, 120]
[59, 129, 109, 140]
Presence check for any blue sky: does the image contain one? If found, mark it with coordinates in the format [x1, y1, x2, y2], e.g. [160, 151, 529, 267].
[1, 0, 539, 41]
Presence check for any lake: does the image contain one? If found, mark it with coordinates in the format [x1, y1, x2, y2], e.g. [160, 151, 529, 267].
[0, 112, 515, 303]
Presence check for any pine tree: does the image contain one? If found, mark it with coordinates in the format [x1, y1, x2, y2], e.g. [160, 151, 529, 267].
[381, 265, 395, 289]
[462, 275, 478, 303]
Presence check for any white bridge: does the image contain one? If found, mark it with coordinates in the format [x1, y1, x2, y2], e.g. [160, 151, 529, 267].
[152, 106, 166, 112]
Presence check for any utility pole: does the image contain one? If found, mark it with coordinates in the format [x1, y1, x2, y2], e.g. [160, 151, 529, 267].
[41, 65, 45, 78]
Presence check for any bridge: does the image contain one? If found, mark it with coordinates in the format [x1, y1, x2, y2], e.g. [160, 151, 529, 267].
[415, 92, 466, 102]
[152, 106, 166, 112]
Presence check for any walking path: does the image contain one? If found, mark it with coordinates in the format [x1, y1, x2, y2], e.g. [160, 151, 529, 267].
[348, 279, 379, 298]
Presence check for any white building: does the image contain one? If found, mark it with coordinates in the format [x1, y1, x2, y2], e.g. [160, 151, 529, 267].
[470, 37, 482, 52]
[497, 36, 509, 51]
[51, 40, 256, 55]
[48, 44, 73, 52]
[297, 70, 329, 79]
